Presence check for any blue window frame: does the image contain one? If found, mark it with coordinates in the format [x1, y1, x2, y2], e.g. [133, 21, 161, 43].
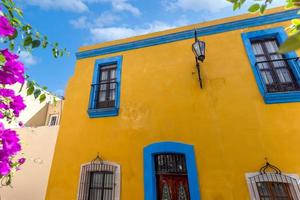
[143, 142, 201, 200]
[88, 56, 122, 118]
[242, 27, 300, 104]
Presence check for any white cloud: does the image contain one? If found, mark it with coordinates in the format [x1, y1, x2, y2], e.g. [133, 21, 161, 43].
[19, 51, 38, 66]
[70, 12, 120, 29]
[24, 0, 89, 13]
[163, 0, 231, 12]
[89, 21, 177, 42]
[83, 0, 141, 16]
[111, 0, 141, 16]
[70, 16, 90, 29]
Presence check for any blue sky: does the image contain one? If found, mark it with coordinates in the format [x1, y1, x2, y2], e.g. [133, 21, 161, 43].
[15, 0, 285, 96]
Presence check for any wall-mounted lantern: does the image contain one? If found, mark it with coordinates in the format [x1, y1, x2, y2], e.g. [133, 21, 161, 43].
[192, 30, 206, 88]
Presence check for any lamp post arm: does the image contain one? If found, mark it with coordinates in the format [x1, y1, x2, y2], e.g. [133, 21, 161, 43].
[195, 57, 203, 88]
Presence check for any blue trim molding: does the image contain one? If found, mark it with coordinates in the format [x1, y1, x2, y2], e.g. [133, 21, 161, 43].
[143, 142, 201, 200]
[77, 9, 299, 60]
[88, 56, 123, 118]
[242, 27, 300, 104]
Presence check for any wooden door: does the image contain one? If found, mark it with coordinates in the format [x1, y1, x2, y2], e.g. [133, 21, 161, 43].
[157, 174, 190, 200]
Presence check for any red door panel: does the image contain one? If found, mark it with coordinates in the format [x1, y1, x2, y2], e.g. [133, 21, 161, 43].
[157, 174, 190, 200]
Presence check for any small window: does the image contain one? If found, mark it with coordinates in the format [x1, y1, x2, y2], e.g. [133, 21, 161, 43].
[96, 64, 117, 109]
[77, 161, 120, 200]
[48, 114, 58, 126]
[88, 56, 122, 118]
[155, 154, 190, 200]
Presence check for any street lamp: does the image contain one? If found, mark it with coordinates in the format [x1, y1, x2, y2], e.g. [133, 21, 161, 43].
[192, 30, 206, 88]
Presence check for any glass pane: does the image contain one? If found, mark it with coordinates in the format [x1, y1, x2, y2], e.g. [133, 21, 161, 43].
[101, 71, 108, 81]
[270, 54, 285, 68]
[178, 183, 188, 200]
[110, 69, 116, 79]
[276, 69, 292, 83]
[260, 71, 274, 85]
[257, 182, 272, 197]
[110, 90, 115, 101]
[264, 40, 279, 53]
[252, 43, 264, 55]
[99, 91, 106, 102]
[89, 189, 102, 200]
[256, 56, 269, 69]
[91, 173, 104, 187]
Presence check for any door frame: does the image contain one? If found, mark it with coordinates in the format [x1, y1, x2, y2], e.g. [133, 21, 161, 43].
[143, 142, 201, 200]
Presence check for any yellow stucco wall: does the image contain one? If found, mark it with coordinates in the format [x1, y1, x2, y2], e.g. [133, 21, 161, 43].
[46, 9, 300, 200]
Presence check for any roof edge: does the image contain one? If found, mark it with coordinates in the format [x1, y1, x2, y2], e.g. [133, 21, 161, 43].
[76, 8, 298, 60]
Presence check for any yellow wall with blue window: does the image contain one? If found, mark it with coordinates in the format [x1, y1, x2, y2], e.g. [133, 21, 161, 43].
[46, 7, 300, 200]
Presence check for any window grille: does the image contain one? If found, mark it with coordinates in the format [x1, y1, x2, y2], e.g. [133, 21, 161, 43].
[48, 114, 58, 126]
[155, 153, 187, 175]
[250, 38, 300, 93]
[246, 162, 300, 200]
[77, 159, 120, 200]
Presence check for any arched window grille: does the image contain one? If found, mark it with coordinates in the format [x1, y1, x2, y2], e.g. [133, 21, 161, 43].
[246, 162, 300, 200]
[77, 155, 121, 200]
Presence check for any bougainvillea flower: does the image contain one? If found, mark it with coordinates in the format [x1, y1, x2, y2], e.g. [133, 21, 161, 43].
[0, 88, 26, 118]
[0, 16, 15, 37]
[18, 157, 26, 165]
[0, 49, 18, 61]
[0, 158, 10, 176]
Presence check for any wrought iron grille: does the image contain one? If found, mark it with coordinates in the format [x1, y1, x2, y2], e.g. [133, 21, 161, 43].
[251, 38, 300, 93]
[77, 163, 117, 200]
[255, 57, 300, 93]
[88, 171, 114, 200]
[247, 161, 300, 200]
[155, 154, 187, 175]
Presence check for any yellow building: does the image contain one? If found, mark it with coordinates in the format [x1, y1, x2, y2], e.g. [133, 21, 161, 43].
[46, 7, 300, 200]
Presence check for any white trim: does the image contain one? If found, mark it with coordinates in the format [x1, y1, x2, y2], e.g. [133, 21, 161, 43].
[76, 161, 121, 200]
[245, 172, 300, 200]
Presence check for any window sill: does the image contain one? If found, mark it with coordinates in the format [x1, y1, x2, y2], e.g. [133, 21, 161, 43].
[87, 107, 119, 118]
[264, 91, 300, 104]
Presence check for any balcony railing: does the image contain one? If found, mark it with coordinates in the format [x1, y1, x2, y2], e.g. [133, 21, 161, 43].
[254, 57, 300, 93]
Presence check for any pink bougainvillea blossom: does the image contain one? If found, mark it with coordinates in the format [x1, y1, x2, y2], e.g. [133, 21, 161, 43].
[0, 16, 15, 37]
[0, 125, 22, 176]
[0, 88, 26, 118]
[0, 49, 25, 85]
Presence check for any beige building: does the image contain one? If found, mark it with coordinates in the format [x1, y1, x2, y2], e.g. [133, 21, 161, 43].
[0, 95, 63, 200]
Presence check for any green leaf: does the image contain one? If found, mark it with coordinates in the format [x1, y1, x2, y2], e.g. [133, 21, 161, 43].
[0, 54, 6, 65]
[23, 36, 32, 46]
[34, 89, 41, 99]
[39, 94, 46, 103]
[42, 86, 48, 90]
[32, 40, 41, 48]
[279, 32, 300, 53]
[14, 8, 23, 17]
[42, 40, 48, 48]
[27, 86, 34, 96]
[9, 40, 14, 51]
[8, 30, 18, 40]
[260, 4, 266, 14]
[248, 4, 260, 13]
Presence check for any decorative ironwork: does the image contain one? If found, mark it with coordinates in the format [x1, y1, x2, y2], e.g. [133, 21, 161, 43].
[155, 153, 187, 175]
[259, 160, 282, 174]
[162, 183, 171, 200]
[247, 159, 300, 200]
[178, 183, 188, 200]
[91, 153, 103, 164]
